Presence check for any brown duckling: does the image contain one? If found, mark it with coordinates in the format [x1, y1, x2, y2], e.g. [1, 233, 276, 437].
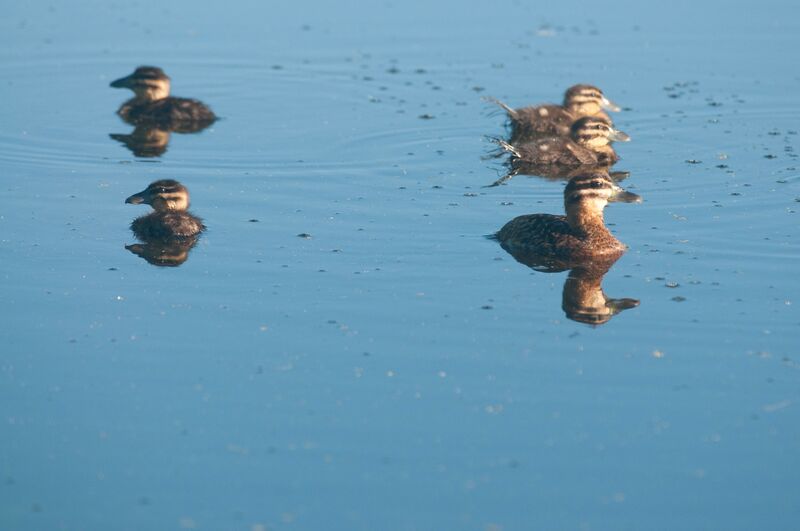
[492, 171, 640, 260]
[125, 180, 205, 241]
[110, 66, 216, 132]
[496, 116, 630, 170]
[487, 84, 621, 143]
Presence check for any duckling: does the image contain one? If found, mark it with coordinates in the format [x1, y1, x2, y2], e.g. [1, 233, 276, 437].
[487, 84, 621, 143]
[496, 116, 630, 171]
[125, 180, 205, 240]
[110, 66, 216, 132]
[492, 171, 640, 260]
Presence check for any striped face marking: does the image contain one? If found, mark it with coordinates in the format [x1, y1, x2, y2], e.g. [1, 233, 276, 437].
[126, 179, 190, 211]
[565, 174, 615, 206]
[110, 66, 171, 101]
[563, 85, 620, 114]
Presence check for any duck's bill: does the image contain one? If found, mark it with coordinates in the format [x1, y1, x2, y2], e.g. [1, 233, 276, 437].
[608, 129, 630, 142]
[609, 185, 642, 204]
[110, 75, 133, 88]
[601, 96, 621, 112]
[606, 297, 640, 314]
[125, 191, 147, 204]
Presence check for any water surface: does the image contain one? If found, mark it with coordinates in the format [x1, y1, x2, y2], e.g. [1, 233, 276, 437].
[1, 1, 799, 530]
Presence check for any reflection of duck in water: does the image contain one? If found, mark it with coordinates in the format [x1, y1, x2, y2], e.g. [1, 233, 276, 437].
[562, 260, 639, 325]
[492, 171, 640, 261]
[125, 238, 199, 267]
[109, 125, 171, 157]
[487, 84, 621, 143]
[110, 66, 216, 132]
[125, 180, 204, 267]
[125, 180, 205, 240]
[488, 117, 630, 185]
[499, 249, 639, 325]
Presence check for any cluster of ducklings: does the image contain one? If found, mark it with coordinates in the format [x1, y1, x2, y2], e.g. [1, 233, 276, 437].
[486, 84, 640, 262]
[111, 67, 212, 265]
[485, 85, 642, 323]
[112, 68, 639, 310]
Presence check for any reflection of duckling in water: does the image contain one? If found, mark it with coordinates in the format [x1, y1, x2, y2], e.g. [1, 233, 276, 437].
[125, 180, 205, 241]
[562, 260, 639, 325]
[125, 237, 199, 267]
[492, 171, 640, 261]
[498, 248, 639, 325]
[110, 125, 171, 157]
[486, 84, 621, 143]
[110, 66, 216, 132]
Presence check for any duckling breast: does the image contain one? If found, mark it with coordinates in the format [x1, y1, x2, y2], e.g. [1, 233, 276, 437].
[131, 211, 205, 241]
[118, 97, 216, 131]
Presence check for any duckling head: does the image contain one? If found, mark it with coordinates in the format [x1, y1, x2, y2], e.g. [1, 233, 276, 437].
[570, 116, 630, 149]
[125, 179, 190, 212]
[564, 171, 640, 227]
[563, 84, 621, 115]
[110, 66, 171, 101]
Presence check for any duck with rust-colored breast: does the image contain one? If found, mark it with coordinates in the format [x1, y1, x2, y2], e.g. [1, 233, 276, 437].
[492, 171, 640, 261]
[111, 66, 216, 132]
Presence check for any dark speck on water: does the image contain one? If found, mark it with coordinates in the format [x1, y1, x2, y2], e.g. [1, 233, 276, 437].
[2, 1, 800, 531]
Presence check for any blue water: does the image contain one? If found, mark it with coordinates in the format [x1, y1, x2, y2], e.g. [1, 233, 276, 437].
[2, 1, 799, 530]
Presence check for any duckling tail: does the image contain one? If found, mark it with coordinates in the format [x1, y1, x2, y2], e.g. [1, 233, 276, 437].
[487, 137, 521, 158]
[482, 96, 518, 118]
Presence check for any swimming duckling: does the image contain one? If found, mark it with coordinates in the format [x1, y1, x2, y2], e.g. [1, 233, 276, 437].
[496, 116, 630, 170]
[125, 180, 205, 240]
[487, 84, 621, 143]
[110, 66, 216, 132]
[492, 171, 640, 260]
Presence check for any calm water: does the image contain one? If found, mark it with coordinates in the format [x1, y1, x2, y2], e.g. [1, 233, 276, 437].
[2, 1, 799, 530]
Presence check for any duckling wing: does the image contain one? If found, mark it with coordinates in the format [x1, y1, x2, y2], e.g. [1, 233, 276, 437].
[514, 137, 567, 165]
[157, 98, 217, 132]
[564, 142, 599, 165]
[495, 213, 570, 249]
[511, 105, 573, 140]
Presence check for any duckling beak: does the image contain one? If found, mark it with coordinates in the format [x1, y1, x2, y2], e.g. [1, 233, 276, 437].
[608, 128, 631, 142]
[125, 191, 147, 205]
[606, 297, 640, 314]
[601, 96, 621, 112]
[609, 183, 642, 204]
[110, 74, 133, 89]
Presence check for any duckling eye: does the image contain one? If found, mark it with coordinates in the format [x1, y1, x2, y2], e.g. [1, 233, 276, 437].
[590, 181, 603, 188]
